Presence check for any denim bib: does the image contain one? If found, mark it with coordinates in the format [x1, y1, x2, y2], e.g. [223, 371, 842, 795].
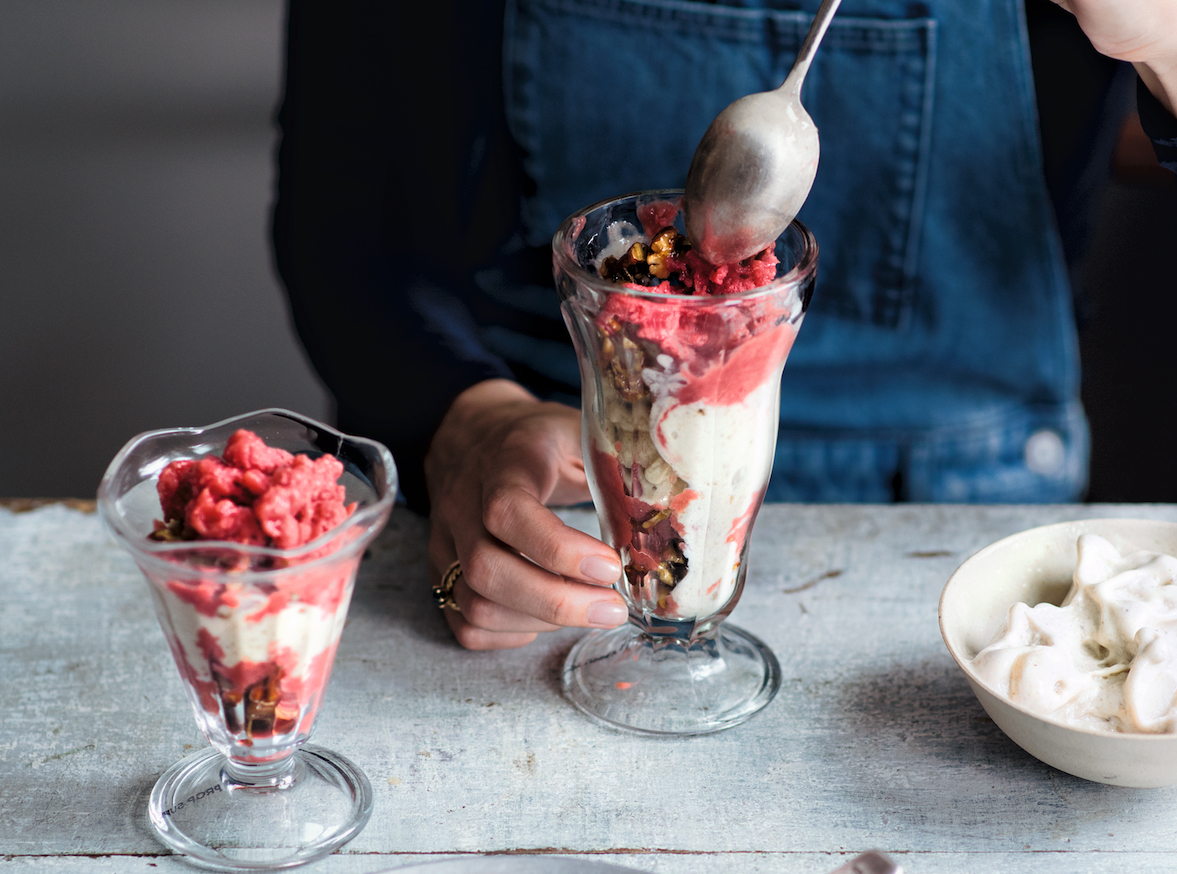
[497, 0, 1087, 501]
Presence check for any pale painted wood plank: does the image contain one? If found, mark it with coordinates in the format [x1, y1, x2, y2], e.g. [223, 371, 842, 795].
[9, 852, 1177, 874]
[6, 503, 1177, 870]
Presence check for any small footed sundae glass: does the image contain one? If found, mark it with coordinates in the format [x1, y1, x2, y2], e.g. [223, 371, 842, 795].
[554, 191, 817, 735]
[98, 409, 396, 870]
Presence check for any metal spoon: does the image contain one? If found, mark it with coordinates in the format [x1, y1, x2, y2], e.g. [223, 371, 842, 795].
[828, 851, 903, 874]
[682, 0, 842, 265]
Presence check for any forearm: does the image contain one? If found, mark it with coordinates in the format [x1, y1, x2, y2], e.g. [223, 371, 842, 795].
[273, 0, 517, 510]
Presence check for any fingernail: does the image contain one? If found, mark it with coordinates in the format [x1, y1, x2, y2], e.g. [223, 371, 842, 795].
[587, 600, 628, 628]
[580, 554, 621, 583]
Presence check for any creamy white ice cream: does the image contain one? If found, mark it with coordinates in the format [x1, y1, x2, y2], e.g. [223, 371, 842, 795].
[973, 533, 1177, 733]
[150, 578, 351, 690]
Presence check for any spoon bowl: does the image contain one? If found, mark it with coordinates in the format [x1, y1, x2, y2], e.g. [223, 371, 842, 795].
[683, 0, 841, 265]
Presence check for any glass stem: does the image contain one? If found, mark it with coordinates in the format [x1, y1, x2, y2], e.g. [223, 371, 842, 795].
[222, 752, 299, 790]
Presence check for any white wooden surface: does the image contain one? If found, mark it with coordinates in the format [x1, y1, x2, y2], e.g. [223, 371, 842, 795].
[5, 501, 1177, 873]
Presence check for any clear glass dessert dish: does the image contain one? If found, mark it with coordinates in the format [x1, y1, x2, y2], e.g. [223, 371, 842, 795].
[98, 409, 396, 869]
[553, 190, 817, 735]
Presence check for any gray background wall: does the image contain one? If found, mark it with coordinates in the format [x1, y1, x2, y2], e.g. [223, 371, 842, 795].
[0, 0, 328, 498]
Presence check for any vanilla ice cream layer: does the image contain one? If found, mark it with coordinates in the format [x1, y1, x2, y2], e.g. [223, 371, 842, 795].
[649, 376, 781, 618]
[150, 579, 351, 690]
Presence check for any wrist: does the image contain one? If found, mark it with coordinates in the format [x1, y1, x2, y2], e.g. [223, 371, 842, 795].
[443, 379, 539, 421]
[1136, 60, 1177, 117]
[424, 379, 540, 486]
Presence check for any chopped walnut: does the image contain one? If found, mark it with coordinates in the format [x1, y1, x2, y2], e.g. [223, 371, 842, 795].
[216, 665, 290, 737]
[599, 226, 691, 286]
[598, 316, 649, 402]
[149, 517, 195, 542]
[655, 548, 688, 589]
[646, 226, 688, 279]
[600, 241, 656, 286]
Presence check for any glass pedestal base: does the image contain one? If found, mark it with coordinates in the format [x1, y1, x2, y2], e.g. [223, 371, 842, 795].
[147, 744, 373, 871]
[561, 622, 781, 736]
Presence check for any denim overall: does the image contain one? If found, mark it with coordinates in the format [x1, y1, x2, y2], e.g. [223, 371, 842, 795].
[491, 0, 1086, 502]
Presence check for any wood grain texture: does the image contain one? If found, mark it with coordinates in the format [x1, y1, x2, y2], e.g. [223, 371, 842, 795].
[5, 502, 1177, 873]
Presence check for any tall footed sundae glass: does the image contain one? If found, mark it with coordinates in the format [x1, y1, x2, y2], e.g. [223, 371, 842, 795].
[554, 191, 817, 735]
[97, 409, 396, 870]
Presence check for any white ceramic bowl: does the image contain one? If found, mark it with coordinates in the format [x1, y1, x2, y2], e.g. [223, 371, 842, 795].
[939, 517, 1177, 788]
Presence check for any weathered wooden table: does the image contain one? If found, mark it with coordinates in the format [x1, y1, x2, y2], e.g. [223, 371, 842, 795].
[6, 500, 1177, 873]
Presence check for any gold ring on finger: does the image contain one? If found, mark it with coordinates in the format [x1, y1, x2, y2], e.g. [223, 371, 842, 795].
[432, 560, 462, 612]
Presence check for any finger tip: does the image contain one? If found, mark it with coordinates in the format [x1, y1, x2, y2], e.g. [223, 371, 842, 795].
[579, 553, 623, 584]
[586, 599, 629, 628]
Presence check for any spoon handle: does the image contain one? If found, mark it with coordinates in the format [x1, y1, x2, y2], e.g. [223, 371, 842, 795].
[780, 0, 843, 95]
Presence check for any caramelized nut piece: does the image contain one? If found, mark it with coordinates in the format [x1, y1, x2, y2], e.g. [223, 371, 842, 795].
[655, 563, 677, 587]
[600, 241, 663, 286]
[650, 226, 678, 255]
[149, 517, 189, 542]
[599, 326, 649, 402]
[641, 509, 670, 530]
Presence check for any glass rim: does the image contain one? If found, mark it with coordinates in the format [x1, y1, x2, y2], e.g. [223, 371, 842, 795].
[96, 407, 396, 578]
[552, 188, 818, 304]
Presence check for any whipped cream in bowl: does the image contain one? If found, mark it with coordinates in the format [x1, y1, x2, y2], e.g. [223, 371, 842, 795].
[939, 518, 1177, 787]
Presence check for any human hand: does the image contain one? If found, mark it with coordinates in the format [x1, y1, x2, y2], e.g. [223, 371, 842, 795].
[423, 379, 627, 649]
[1049, 0, 1177, 113]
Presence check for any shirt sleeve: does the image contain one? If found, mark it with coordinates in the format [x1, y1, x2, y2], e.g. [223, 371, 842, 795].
[1137, 75, 1177, 174]
[272, 1, 518, 512]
